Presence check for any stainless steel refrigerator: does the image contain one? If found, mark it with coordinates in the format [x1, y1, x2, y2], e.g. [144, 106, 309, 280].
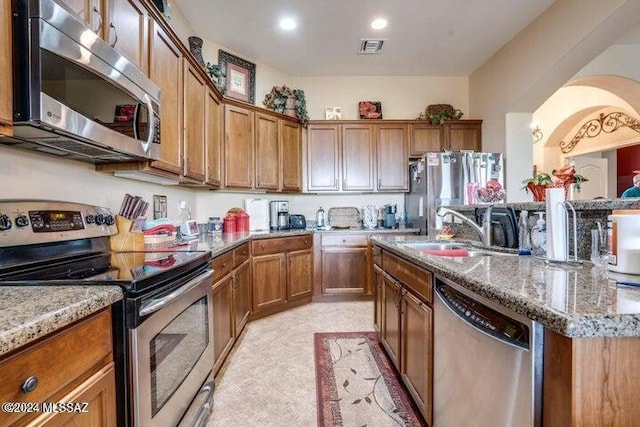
[405, 151, 504, 236]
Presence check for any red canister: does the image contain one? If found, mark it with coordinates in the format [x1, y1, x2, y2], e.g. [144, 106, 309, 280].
[223, 215, 237, 233]
[236, 211, 250, 233]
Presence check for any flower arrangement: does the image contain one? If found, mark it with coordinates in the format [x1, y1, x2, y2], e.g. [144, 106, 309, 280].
[263, 85, 310, 126]
[522, 164, 588, 201]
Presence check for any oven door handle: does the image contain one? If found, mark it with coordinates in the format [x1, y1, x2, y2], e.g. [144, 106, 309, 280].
[190, 381, 215, 427]
[139, 269, 213, 317]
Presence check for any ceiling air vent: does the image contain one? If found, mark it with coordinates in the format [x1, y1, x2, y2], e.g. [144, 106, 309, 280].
[359, 38, 385, 55]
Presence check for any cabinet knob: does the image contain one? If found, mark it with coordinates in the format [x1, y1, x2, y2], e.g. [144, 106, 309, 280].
[304, 239, 309, 244]
[342, 239, 346, 243]
[21, 376, 38, 394]
[222, 263, 226, 268]
[378, 178, 382, 188]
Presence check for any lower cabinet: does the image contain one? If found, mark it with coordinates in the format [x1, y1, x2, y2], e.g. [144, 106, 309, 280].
[251, 235, 313, 318]
[0, 308, 116, 426]
[317, 234, 370, 298]
[375, 244, 434, 426]
[212, 242, 252, 376]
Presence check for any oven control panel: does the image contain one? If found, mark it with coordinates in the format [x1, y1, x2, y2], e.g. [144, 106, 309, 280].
[0, 201, 117, 246]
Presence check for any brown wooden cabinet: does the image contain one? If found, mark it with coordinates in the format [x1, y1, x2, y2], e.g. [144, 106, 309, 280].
[251, 235, 313, 318]
[0, 308, 116, 427]
[106, 0, 148, 73]
[224, 104, 255, 189]
[280, 121, 302, 192]
[233, 259, 251, 337]
[375, 244, 434, 425]
[373, 264, 384, 333]
[255, 113, 280, 190]
[444, 120, 482, 151]
[148, 20, 183, 174]
[376, 124, 409, 191]
[0, 0, 12, 136]
[307, 122, 411, 192]
[316, 234, 370, 298]
[409, 123, 441, 158]
[205, 87, 223, 187]
[212, 273, 234, 374]
[183, 61, 207, 181]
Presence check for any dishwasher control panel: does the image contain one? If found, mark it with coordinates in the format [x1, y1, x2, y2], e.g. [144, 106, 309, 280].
[436, 280, 530, 349]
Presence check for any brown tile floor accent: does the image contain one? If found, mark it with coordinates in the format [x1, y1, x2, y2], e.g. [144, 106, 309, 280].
[208, 302, 374, 426]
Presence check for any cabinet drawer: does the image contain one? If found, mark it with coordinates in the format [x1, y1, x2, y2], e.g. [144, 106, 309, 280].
[252, 235, 312, 256]
[233, 242, 250, 267]
[212, 250, 234, 282]
[322, 234, 368, 247]
[0, 309, 112, 426]
[383, 251, 432, 304]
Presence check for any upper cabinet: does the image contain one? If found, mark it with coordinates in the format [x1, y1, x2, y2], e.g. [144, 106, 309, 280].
[444, 120, 482, 151]
[183, 61, 207, 181]
[0, 0, 12, 136]
[205, 88, 223, 188]
[409, 123, 442, 157]
[280, 121, 302, 192]
[148, 20, 183, 174]
[224, 104, 255, 189]
[306, 121, 408, 193]
[59, 0, 148, 72]
[255, 113, 280, 190]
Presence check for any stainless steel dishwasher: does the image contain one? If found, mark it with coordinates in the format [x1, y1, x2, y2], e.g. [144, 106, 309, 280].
[433, 276, 543, 427]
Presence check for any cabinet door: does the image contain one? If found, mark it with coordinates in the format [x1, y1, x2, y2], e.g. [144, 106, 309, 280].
[287, 249, 313, 300]
[251, 253, 286, 312]
[205, 88, 222, 187]
[183, 62, 206, 181]
[57, 0, 104, 36]
[307, 125, 340, 191]
[107, 0, 148, 72]
[401, 290, 433, 424]
[376, 124, 409, 191]
[233, 260, 251, 337]
[225, 104, 255, 188]
[321, 247, 368, 294]
[409, 123, 442, 157]
[342, 124, 374, 191]
[149, 21, 183, 174]
[213, 274, 234, 374]
[32, 364, 116, 427]
[255, 113, 280, 190]
[281, 121, 302, 192]
[0, 0, 12, 136]
[373, 265, 384, 333]
[444, 120, 482, 151]
[381, 275, 401, 369]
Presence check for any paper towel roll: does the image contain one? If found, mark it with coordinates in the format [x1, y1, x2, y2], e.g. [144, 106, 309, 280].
[545, 187, 568, 261]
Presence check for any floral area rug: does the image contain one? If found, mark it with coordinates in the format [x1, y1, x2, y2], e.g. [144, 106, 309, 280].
[314, 332, 426, 427]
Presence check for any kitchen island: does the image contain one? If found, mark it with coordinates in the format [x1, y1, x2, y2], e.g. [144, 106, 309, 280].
[372, 234, 640, 427]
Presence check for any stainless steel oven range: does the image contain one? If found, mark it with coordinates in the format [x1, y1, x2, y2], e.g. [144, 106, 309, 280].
[0, 200, 214, 427]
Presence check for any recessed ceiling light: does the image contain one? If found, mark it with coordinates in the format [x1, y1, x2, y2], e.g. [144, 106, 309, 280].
[371, 18, 387, 30]
[279, 18, 297, 30]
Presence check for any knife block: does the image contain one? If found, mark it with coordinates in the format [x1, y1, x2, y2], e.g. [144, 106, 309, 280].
[110, 215, 145, 252]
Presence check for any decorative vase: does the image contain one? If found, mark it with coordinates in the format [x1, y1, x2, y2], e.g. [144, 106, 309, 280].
[528, 183, 572, 202]
[284, 97, 297, 118]
[188, 36, 205, 67]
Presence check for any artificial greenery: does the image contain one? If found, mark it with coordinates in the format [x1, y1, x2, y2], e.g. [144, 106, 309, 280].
[205, 62, 225, 93]
[263, 85, 309, 126]
[416, 105, 464, 125]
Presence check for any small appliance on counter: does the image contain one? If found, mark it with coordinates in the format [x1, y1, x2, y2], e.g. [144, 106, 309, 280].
[270, 200, 290, 230]
[384, 204, 397, 229]
[245, 198, 270, 231]
[316, 207, 327, 229]
[289, 215, 307, 229]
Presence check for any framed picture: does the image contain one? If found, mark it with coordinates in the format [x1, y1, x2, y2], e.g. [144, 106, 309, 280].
[325, 107, 342, 120]
[218, 50, 256, 104]
[359, 101, 383, 119]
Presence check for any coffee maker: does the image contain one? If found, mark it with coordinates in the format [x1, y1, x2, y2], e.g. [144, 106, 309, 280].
[270, 200, 290, 230]
[384, 204, 397, 229]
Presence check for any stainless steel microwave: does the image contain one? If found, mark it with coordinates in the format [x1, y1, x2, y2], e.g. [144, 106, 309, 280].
[3, 0, 161, 163]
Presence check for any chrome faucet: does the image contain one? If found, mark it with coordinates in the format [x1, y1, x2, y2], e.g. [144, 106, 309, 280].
[437, 206, 493, 246]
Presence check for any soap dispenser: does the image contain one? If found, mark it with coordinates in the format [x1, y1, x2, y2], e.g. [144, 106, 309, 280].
[316, 207, 326, 229]
[530, 212, 547, 257]
[518, 210, 532, 255]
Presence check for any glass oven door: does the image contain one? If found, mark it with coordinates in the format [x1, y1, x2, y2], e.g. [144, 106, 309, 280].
[131, 269, 214, 427]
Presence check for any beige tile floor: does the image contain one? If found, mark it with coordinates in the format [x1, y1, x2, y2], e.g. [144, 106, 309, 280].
[208, 301, 375, 427]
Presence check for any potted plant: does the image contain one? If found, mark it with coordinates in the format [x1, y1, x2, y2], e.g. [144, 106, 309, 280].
[263, 85, 309, 126]
[522, 165, 587, 201]
[417, 104, 463, 124]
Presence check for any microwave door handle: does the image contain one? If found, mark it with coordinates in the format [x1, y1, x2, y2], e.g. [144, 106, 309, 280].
[139, 269, 213, 317]
[133, 102, 141, 140]
[141, 93, 155, 154]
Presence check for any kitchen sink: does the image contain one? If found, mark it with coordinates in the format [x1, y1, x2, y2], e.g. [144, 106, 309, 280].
[400, 242, 518, 257]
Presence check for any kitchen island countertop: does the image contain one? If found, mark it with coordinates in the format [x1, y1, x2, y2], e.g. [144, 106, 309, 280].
[0, 286, 123, 357]
[371, 234, 640, 338]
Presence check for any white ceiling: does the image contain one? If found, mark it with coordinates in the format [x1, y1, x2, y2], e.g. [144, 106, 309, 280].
[173, 0, 556, 77]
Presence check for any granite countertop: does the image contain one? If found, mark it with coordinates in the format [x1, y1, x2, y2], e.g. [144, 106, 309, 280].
[371, 234, 640, 338]
[0, 286, 123, 357]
